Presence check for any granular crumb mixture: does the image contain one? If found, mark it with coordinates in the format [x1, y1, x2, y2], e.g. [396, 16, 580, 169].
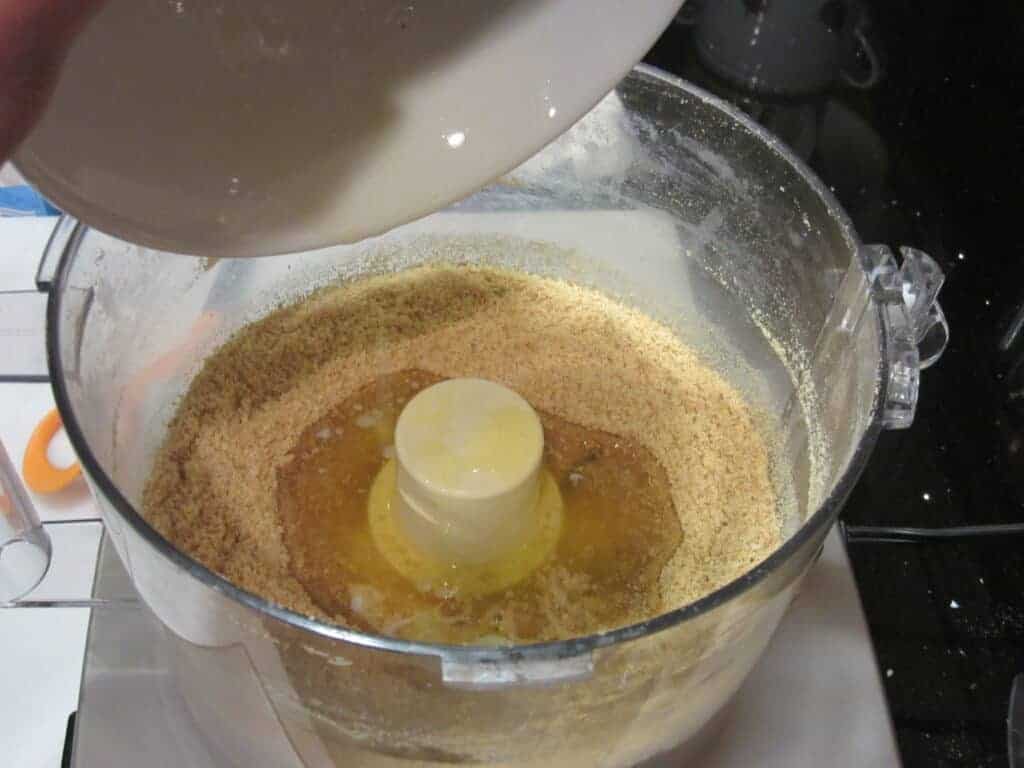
[142, 264, 780, 629]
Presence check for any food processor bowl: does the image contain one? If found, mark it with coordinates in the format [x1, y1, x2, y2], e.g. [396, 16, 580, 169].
[32, 67, 946, 766]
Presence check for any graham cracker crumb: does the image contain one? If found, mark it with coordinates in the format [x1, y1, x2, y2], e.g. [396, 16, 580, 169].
[142, 264, 779, 630]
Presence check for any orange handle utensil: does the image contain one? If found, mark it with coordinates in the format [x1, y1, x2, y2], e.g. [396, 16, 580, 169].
[22, 408, 81, 494]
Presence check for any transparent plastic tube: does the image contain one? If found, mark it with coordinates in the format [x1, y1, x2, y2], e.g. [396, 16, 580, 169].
[0, 437, 52, 603]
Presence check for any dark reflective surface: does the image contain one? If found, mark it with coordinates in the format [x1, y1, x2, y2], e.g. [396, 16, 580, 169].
[646, 3, 1024, 765]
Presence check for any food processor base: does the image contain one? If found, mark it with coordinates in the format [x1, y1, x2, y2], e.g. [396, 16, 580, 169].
[68, 531, 900, 767]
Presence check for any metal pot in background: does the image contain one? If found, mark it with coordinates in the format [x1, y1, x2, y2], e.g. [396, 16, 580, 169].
[690, 0, 881, 96]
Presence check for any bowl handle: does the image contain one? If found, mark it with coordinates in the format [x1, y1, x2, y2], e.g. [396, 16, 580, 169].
[861, 245, 948, 430]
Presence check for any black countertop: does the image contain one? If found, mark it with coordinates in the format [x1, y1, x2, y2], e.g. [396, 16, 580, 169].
[645, 3, 1024, 766]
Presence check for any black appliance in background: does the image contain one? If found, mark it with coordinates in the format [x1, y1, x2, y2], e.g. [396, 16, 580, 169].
[643, 2, 1024, 765]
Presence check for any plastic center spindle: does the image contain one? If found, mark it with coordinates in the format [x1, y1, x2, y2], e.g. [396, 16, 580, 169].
[392, 378, 544, 565]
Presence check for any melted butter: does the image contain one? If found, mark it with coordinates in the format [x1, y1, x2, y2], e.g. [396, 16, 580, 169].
[277, 369, 682, 644]
[367, 459, 563, 599]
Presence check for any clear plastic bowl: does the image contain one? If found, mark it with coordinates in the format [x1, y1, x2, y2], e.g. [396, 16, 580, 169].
[20, 66, 946, 766]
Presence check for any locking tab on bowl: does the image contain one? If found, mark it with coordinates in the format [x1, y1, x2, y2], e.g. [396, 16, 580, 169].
[863, 244, 949, 429]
